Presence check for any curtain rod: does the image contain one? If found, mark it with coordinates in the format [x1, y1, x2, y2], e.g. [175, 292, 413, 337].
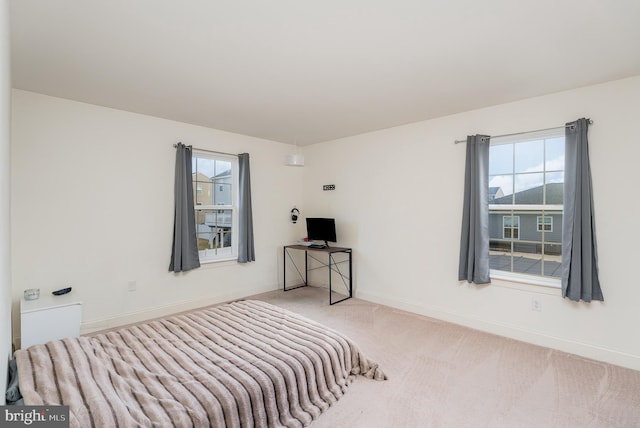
[173, 143, 239, 157]
[453, 119, 593, 144]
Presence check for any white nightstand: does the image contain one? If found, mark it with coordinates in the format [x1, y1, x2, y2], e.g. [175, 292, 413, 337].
[20, 292, 82, 349]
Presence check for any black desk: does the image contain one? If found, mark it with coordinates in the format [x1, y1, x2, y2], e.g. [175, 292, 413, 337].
[283, 245, 353, 305]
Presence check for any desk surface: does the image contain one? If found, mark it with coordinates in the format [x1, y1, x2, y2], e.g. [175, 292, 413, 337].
[285, 244, 352, 253]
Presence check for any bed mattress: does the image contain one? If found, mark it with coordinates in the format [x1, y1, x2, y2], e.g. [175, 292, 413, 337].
[15, 299, 386, 427]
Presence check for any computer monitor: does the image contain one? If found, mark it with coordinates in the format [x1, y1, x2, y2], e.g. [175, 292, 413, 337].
[305, 218, 337, 247]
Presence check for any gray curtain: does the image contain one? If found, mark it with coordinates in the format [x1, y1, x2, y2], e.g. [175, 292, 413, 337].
[169, 143, 200, 272]
[238, 153, 255, 263]
[561, 118, 603, 302]
[458, 135, 491, 284]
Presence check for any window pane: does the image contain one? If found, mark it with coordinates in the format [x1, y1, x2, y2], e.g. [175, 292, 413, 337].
[512, 242, 542, 276]
[545, 171, 563, 185]
[545, 137, 564, 171]
[489, 175, 513, 204]
[544, 173, 563, 204]
[490, 240, 512, 271]
[212, 160, 232, 205]
[195, 209, 233, 251]
[545, 242, 561, 255]
[215, 159, 232, 176]
[515, 140, 544, 173]
[542, 243, 562, 278]
[215, 183, 232, 205]
[489, 144, 513, 175]
[514, 173, 544, 204]
[503, 216, 519, 227]
[195, 157, 215, 177]
[193, 179, 213, 205]
[193, 156, 214, 206]
[213, 180, 232, 206]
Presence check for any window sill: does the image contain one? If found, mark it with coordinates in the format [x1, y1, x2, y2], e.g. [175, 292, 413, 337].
[200, 257, 238, 267]
[490, 270, 560, 293]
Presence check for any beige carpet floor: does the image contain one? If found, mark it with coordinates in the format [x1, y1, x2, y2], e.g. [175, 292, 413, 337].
[249, 287, 640, 428]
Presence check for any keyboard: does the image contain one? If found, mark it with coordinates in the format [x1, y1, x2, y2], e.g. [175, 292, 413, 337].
[309, 244, 327, 249]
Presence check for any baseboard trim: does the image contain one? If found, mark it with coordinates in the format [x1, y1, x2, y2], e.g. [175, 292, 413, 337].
[356, 290, 640, 372]
[80, 284, 279, 335]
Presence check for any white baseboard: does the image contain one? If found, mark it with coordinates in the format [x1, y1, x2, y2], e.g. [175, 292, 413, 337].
[356, 290, 640, 372]
[80, 284, 279, 335]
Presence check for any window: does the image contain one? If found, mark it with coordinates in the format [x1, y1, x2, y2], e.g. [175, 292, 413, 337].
[488, 129, 564, 281]
[503, 215, 519, 239]
[192, 151, 239, 262]
[537, 216, 553, 232]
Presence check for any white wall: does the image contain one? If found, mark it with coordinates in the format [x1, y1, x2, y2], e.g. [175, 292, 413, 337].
[302, 76, 640, 370]
[10, 75, 640, 372]
[11, 90, 305, 340]
[0, 0, 12, 404]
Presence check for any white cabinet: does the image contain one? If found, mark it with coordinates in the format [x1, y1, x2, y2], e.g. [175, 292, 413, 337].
[20, 293, 82, 349]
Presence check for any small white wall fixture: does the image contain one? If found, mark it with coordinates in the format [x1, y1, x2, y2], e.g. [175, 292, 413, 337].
[285, 153, 304, 167]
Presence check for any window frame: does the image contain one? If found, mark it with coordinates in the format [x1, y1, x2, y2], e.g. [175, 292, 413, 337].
[192, 150, 239, 263]
[488, 128, 564, 287]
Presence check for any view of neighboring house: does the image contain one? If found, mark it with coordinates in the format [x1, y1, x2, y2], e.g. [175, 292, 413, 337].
[193, 169, 233, 250]
[489, 182, 563, 277]
[489, 186, 504, 201]
[193, 169, 232, 208]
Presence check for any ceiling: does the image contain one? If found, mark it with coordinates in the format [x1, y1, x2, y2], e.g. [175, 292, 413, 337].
[9, 0, 640, 145]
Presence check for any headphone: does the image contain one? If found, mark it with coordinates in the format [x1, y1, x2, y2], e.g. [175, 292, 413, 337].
[291, 208, 300, 223]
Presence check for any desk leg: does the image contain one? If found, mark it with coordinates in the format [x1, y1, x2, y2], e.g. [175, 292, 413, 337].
[329, 254, 333, 304]
[305, 250, 308, 285]
[284, 247, 310, 292]
[330, 251, 352, 305]
[349, 251, 353, 297]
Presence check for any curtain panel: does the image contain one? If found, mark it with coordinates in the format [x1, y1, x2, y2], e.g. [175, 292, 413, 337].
[238, 153, 255, 263]
[561, 118, 603, 302]
[458, 135, 491, 284]
[169, 143, 201, 272]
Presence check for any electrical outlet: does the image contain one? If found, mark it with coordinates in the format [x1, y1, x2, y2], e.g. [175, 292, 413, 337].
[323, 184, 335, 191]
[531, 297, 542, 311]
[128, 280, 137, 292]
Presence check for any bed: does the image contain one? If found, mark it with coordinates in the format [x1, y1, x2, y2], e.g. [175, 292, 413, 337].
[14, 299, 386, 427]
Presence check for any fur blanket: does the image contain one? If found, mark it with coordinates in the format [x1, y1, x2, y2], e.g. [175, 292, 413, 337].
[15, 300, 385, 427]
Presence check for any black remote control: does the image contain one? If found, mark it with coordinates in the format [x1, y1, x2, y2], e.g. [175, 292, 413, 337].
[52, 287, 72, 295]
